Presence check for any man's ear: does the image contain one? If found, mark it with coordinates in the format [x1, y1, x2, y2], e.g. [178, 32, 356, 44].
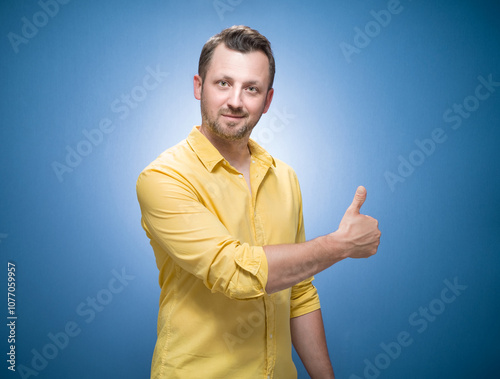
[262, 88, 274, 114]
[194, 75, 202, 100]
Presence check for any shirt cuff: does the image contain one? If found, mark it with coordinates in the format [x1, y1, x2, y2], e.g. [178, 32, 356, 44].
[290, 279, 321, 318]
[231, 245, 268, 299]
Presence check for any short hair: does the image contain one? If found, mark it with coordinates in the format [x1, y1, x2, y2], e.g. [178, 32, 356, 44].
[198, 25, 275, 89]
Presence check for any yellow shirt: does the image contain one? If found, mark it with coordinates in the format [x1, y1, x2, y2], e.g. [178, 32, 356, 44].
[136, 126, 320, 379]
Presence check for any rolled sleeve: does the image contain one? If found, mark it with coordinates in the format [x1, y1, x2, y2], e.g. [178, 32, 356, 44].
[137, 167, 268, 300]
[290, 277, 321, 318]
[231, 245, 268, 298]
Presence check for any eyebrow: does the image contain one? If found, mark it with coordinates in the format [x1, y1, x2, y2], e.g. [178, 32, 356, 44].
[219, 75, 263, 87]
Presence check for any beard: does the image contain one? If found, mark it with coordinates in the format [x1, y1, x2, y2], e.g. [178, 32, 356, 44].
[200, 93, 260, 141]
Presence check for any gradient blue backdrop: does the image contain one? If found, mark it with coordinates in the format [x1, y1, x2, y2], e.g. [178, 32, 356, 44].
[1, 0, 499, 378]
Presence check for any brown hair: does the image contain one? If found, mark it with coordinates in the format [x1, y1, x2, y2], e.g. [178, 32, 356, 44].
[198, 25, 275, 89]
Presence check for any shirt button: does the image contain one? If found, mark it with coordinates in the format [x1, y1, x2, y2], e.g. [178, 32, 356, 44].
[252, 160, 255, 163]
[270, 334, 273, 339]
[238, 174, 243, 178]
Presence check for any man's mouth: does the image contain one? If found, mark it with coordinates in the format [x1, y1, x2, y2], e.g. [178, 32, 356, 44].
[222, 113, 246, 120]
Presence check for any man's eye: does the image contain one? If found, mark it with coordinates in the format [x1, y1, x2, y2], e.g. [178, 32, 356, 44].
[218, 81, 228, 87]
[247, 86, 258, 92]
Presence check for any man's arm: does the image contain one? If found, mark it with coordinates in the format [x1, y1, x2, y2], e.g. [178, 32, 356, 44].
[136, 167, 269, 300]
[264, 186, 380, 293]
[291, 309, 335, 379]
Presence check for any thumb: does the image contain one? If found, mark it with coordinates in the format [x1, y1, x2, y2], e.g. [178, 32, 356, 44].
[347, 186, 367, 214]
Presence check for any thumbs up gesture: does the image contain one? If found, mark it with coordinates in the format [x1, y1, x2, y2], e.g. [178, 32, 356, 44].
[335, 186, 381, 259]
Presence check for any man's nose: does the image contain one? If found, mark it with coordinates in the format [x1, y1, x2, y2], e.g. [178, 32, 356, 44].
[227, 87, 243, 109]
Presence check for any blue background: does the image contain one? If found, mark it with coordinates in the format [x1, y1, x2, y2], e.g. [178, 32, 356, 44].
[1, 0, 499, 378]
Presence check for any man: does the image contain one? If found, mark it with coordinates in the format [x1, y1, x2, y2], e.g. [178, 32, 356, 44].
[137, 25, 380, 379]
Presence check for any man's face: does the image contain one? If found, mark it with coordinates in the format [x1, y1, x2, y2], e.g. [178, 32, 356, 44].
[194, 44, 274, 141]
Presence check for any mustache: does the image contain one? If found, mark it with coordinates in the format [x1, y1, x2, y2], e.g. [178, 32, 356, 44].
[219, 108, 248, 117]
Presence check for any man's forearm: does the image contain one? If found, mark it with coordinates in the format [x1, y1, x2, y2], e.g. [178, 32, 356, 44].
[263, 234, 345, 293]
[290, 309, 335, 379]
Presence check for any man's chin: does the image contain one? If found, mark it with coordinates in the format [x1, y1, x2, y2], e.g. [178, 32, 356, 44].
[215, 123, 250, 140]
[221, 130, 248, 141]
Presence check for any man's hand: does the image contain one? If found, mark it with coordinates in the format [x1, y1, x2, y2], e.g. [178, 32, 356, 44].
[332, 186, 381, 259]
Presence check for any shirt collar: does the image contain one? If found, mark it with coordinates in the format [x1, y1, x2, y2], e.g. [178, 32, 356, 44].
[248, 137, 276, 168]
[187, 126, 276, 172]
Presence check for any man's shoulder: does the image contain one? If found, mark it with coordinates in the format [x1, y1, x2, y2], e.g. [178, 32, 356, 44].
[136, 137, 201, 192]
[272, 157, 299, 180]
[140, 138, 194, 174]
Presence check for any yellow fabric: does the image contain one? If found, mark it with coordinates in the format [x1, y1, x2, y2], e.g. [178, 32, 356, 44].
[136, 126, 321, 379]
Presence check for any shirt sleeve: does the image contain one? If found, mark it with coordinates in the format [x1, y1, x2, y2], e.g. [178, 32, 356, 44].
[136, 167, 268, 300]
[290, 172, 321, 318]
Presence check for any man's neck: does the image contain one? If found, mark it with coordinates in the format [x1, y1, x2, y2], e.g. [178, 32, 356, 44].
[199, 125, 252, 171]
